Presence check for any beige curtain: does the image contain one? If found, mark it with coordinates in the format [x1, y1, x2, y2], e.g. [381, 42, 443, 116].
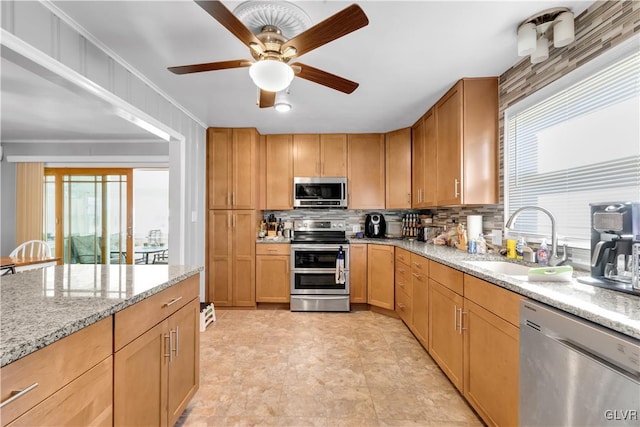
[15, 162, 44, 246]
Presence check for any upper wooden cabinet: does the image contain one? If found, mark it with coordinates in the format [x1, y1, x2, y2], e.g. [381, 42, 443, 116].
[266, 134, 293, 210]
[347, 134, 385, 209]
[412, 109, 436, 208]
[385, 128, 412, 209]
[434, 78, 498, 206]
[293, 134, 347, 177]
[207, 127, 258, 209]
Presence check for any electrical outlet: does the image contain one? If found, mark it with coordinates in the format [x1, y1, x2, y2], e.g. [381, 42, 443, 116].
[352, 224, 362, 233]
[491, 229, 502, 245]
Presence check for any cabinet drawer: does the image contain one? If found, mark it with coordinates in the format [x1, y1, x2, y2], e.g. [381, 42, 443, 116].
[410, 253, 429, 276]
[395, 264, 412, 297]
[115, 275, 199, 350]
[8, 357, 112, 427]
[395, 285, 412, 323]
[429, 261, 463, 295]
[0, 317, 112, 426]
[464, 275, 522, 326]
[256, 244, 290, 256]
[395, 248, 411, 265]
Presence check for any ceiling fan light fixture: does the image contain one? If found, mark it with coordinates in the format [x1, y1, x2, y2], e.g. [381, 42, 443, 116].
[274, 90, 292, 112]
[249, 60, 294, 92]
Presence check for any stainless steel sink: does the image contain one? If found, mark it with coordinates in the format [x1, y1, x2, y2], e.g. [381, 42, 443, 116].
[465, 260, 531, 276]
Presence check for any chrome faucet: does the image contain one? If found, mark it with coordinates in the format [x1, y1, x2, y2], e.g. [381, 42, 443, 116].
[505, 206, 567, 266]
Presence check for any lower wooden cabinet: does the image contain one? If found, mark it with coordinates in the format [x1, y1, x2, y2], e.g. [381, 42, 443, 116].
[208, 210, 256, 307]
[463, 298, 519, 427]
[7, 357, 112, 427]
[463, 274, 522, 427]
[429, 278, 464, 391]
[349, 244, 368, 303]
[114, 279, 200, 427]
[0, 318, 112, 427]
[410, 256, 429, 346]
[367, 244, 394, 309]
[256, 244, 290, 303]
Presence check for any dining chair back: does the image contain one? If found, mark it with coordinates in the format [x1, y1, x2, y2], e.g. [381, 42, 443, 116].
[9, 240, 52, 259]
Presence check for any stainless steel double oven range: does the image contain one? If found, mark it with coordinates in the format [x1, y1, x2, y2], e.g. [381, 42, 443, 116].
[290, 219, 350, 312]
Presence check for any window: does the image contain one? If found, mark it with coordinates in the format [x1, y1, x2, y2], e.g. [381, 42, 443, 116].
[505, 44, 640, 248]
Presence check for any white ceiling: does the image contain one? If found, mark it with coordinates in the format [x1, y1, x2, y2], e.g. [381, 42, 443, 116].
[3, 0, 593, 140]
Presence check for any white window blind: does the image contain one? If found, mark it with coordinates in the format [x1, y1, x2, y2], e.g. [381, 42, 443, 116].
[506, 50, 640, 248]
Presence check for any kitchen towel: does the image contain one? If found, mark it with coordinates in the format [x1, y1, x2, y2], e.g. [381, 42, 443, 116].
[335, 248, 346, 285]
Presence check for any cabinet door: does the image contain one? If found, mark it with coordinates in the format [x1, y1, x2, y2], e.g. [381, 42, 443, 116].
[232, 128, 257, 209]
[349, 243, 368, 303]
[208, 210, 233, 306]
[293, 134, 320, 177]
[114, 321, 168, 427]
[464, 299, 519, 427]
[207, 128, 232, 209]
[385, 128, 411, 209]
[411, 118, 425, 208]
[422, 109, 437, 207]
[167, 299, 200, 427]
[435, 81, 463, 205]
[256, 255, 290, 303]
[320, 134, 347, 177]
[411, 268, 429, 346]
[347, 134, 385, 209]
[367, 245, 394, 309]
[9, 357, 112, 427]
[429, 279, 464, 391]
[233, 210, 256, 306]
[266, 135, 293, 210]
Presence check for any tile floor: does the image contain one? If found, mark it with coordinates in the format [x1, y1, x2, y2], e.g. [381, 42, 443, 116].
[176, 308, 483, 427]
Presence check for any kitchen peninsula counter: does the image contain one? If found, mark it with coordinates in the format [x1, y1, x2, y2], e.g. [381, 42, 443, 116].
[350, 238, 640, 339]
[0, 264, 203, 367]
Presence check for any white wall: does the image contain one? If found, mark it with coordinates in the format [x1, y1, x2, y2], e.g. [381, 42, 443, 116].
[0, 1, 206, 288]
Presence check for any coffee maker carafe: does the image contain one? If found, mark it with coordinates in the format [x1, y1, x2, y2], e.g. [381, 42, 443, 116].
[578, 202, 640, 295]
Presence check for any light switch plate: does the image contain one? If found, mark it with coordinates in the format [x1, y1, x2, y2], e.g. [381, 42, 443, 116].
[491, 229, 502, 245]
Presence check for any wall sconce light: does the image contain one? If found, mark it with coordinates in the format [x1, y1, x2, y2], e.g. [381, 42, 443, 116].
[517, 7, 575, 64]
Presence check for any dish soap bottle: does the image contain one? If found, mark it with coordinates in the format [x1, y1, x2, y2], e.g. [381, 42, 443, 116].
[516, 236, 527, 260]
[537, 239, 549, 265]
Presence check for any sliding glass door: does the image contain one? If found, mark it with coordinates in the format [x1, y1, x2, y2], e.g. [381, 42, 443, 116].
[44, 169, 133, 264]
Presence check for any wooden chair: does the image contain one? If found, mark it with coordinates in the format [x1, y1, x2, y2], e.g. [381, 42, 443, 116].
[9, 240, 52, 259]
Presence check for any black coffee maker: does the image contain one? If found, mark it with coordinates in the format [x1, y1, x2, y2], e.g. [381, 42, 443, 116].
[365, 213, 386, 238]
[578, 202, 640, 295]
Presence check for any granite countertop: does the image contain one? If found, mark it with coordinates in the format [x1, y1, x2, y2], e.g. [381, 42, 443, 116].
[0, 264, 203, 367]
[351, 238, 640, 340]
[256, 237, 291, 243]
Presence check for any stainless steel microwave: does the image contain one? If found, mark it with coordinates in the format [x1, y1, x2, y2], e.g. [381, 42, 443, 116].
[293, 177, 347, 208]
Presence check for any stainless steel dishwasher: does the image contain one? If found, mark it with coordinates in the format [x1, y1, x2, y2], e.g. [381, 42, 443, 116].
[520, 300, 640, 427]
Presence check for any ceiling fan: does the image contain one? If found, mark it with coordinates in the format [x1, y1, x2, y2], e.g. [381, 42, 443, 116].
[168, 0, 369, 108]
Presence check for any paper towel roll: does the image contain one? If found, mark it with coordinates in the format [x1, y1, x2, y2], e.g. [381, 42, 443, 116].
[467, 215, 483, 240]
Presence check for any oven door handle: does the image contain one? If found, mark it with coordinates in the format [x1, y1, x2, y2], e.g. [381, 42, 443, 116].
[293, 295, 351, 300]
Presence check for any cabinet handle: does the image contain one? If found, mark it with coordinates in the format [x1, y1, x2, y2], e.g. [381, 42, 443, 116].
[412, 272, 420, 278]
[321, 163, 325, 175]
[454, 179, 460, 198]
[233, 214, 236, 228]
[228, 213, 231, 228]
[398, 303, 405, 310]
[453, 305, 459, 332]
[407, 193, 411, 204]
[172, 326, 180, 358]
[227, 192, 231, 206]
[164, 296, 183, 307]
[460, 309, 467, 333]
[231, 192, 235, 206]
[419, 188, 423, 203]
[0, 383, 39, 408]
[164, 333, 172, 362]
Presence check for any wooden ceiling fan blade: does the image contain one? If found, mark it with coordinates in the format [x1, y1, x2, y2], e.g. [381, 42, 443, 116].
[259, 90, 276, 108]
[168, 59, 251, 75]
[292, 63, 359, 94]
[195, 1, 265, 51]
[282, 4, 369, 59]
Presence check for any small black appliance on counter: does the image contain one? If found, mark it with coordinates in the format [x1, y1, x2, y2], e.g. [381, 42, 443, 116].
[365, 213, 386, 238]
